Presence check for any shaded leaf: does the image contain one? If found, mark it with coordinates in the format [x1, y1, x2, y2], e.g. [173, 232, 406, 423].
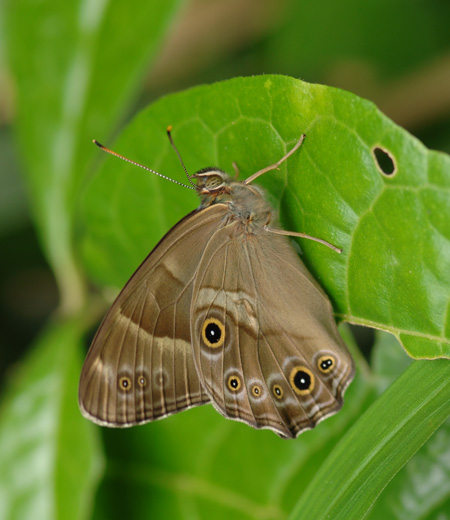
[371, 330, 413, 394]
[289, 358, 450, 520]
[90, 335, 372, 520]
[367, 418, 450, 520]
[367, 332, 450, 520]
[0, 318, 103, 520]
[5, 0, 182, 308]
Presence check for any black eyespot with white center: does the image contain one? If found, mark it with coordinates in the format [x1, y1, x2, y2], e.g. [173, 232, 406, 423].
[251, 384, 262, 398]
[202, 318, 225, 348]
[289, 366, 315, 395]
[206, 323, 220, 343]
[272, 384, 284, 400]
[318, 355, 335, 374]
[119, 376, 132, 392]
[227, 374, 242, 392]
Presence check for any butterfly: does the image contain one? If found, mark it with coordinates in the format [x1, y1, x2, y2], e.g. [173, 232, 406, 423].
[79, 129, 354, 438]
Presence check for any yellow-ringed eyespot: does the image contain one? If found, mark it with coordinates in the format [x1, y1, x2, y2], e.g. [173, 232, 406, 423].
[272, 384, 284, 400]
[202, 318, 225, 348]
[119, 376, 132, 391]
[227, 375, 242, 392]
[137, 375, 147, 387]
[317, 355, 335, 374]
[289, 366, 315, 395]
[251, 384, 262, 398]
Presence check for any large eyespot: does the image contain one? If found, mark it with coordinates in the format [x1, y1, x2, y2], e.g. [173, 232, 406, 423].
[272, 384, 284, 400]
[202, 318, 225, 348]
[118, 376, 132, 392]
[289, 366, 315, 395]
[317, 355, 335, 374]
[227, 374, 242, 392]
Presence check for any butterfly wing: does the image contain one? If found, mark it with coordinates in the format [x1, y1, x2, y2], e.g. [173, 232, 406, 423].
[79, 204, 229, 427]
[191, 222, 354, 438]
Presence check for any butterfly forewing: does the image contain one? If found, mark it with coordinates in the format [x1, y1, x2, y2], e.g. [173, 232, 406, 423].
[79, 205, 229, 427]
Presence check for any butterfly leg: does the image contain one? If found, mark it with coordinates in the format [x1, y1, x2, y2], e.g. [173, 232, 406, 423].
[265, 227, 342, 254]
[244, 134, 306, 185]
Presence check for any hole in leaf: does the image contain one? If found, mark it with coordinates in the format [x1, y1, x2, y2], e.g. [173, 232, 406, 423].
[372, 146, 397, 177]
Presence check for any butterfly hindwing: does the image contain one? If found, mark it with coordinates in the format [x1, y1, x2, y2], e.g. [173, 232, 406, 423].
[191, 220, 354, 438]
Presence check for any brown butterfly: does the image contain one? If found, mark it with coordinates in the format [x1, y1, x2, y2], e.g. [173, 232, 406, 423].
[79, 129, 354, 438]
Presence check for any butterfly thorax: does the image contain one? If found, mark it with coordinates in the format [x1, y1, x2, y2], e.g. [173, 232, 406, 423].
[195, 168, 273, 234]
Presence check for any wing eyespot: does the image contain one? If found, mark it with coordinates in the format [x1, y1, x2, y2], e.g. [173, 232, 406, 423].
[137, 375, 147, 387]
[272, 384, 284, 400]
[317, 355, 335, 374]
[227, 374, 242, 392]
[202, 317, 225, 348]
[251, 384, 262, 398]
[118, 376, 132, 392]
[289, 366, 315, 395]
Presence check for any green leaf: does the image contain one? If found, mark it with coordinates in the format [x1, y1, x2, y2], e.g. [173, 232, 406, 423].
[371, 330, 413, 394]
[5, 0, 183, 310]
[0, 319, 103, 520]
[365, 332, 450, 519]
[81, 75, 450, 359]
[289, 358, 450, 520]
[88, 333, 373, 520]
[367, 417, 450, 520]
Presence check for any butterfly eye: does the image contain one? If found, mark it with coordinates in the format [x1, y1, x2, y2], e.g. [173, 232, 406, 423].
[202, 318, 225, 348]
[317, 355, 335, 374]
[194, 169, 227, 192]
[205, 175, 224, 189]
[289, 366, 315, 395]
[227, 375, 242, 392]
[272, 384, 284, 400]
[119, 376, 132, 392]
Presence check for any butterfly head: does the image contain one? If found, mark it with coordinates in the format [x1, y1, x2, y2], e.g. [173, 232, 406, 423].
[194, 168, 234, 205]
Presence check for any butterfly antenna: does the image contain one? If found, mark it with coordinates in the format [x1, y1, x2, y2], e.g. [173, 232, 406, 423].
[93, 139, 196, 190]
[166, 126, 197, 189]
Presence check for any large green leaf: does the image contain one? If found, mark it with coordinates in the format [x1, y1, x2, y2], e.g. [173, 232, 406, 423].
[90, 332, 373, 520]
[81, 75, 450, 360]
[367, 334, 450, 520]
[0, 319, 103, 520]
[5, 0, 183, 309]
[289, 358, 450, 520]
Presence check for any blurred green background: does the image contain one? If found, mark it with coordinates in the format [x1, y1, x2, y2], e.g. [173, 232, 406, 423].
[1, 0, 450, 519]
